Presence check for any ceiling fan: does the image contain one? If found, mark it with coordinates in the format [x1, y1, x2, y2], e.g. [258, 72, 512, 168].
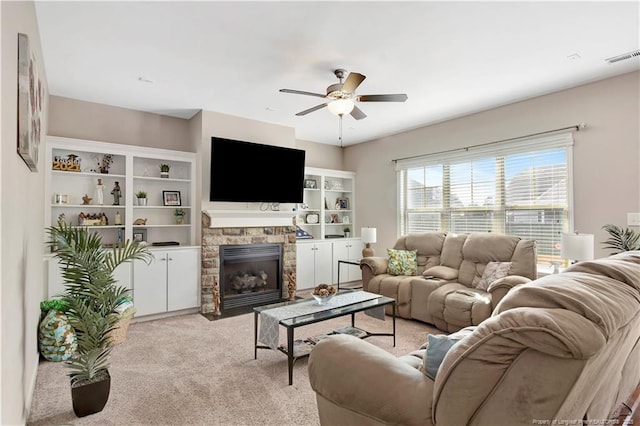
[279, 69, 408, 120]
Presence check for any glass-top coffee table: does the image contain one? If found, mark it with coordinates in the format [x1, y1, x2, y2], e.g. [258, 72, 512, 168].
[254, 291, 396, 385]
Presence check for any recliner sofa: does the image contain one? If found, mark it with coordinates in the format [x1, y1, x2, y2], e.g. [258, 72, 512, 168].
[360, 232, 537, 331]
[309, 251, 640, 425]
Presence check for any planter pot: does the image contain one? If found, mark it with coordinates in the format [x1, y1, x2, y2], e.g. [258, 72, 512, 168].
[71, 371, 111, 417]
[175, 216, 184, 224]
[160, 172, 169, 179]
[344, 232, 351, 238]
[38, 310, 77, 362]
[137, 198, 147, 206]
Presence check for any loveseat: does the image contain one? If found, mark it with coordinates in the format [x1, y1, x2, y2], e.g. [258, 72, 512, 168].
[309, 251, 640, 425]
[360, 232, 537, 331]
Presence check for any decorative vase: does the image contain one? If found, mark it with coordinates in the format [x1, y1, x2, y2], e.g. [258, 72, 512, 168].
[175, 216, 184, 224]
[71, 371, 111, 417]
[344, 232, 350, 238]
[137, 198, 147, 206]
[38, 309, 77, 362]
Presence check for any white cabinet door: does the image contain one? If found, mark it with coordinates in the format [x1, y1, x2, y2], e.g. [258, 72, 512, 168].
[314, 242, 333, 285]
[296, 243, 317, 290]
[167, 248, 199, 311]
[133, 255, 168, 316]
[296, 241, 333, 289]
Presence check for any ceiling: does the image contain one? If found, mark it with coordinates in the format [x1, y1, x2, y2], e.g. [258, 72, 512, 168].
[34, 1, 640, 146]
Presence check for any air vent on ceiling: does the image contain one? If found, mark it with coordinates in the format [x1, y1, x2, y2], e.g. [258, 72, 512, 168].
[605, 49, 640, 64]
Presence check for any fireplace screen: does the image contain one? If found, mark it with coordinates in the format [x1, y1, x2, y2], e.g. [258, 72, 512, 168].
[220, 243, 282, 310]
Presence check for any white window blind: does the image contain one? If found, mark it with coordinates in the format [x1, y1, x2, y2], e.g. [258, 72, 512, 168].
[397, 132, 574, 263]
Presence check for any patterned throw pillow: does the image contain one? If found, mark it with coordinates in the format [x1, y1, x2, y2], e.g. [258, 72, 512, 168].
[387, 249, 418, 276]
[476, 261, 512, 290]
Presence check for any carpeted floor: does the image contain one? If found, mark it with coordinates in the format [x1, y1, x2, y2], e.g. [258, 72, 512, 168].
[28, 307, 441, 426]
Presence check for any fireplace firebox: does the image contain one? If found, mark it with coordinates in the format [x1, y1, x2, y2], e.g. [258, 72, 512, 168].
[219, 243, 283, 311]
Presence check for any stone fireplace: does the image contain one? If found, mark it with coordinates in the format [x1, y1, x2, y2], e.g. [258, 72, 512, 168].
[201, 212, 296, 316]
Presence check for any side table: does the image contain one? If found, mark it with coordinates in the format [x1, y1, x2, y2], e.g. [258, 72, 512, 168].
[337, 258, 361, 290]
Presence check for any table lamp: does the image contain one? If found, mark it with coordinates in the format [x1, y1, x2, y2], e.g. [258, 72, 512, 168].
[361, 227, 377, 257]
[561, 232, 594, 264]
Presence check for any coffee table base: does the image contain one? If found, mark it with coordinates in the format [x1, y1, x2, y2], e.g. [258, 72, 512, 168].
[254, 302, 396, 385]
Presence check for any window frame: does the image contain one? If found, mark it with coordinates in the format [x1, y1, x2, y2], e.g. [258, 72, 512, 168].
[396, 132, 574, 262]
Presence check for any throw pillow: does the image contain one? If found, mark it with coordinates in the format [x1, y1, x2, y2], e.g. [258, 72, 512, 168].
[387, 249, 418, 276]
[422, 327, 476, 380]
[476, 261, 512, 291]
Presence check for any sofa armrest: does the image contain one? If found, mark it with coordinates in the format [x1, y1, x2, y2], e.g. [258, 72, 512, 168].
[360, 257, 388, 291]
[308, 334, 434, 426]
[487, 275, 531, 306]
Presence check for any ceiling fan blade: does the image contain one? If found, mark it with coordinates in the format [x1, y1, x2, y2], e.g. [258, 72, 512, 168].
[295, 103, 328, 116]
[342, 72, 366, 94]
[280, 89, 327, 98]
[358, 94, 408, 102]
[350, 105, 367, 120]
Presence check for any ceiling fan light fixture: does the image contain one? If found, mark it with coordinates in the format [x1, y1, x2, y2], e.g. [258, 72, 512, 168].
[327, 99, 355, 116]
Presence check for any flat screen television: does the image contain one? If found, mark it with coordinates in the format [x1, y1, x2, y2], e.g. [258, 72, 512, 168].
[210, 137, 306, 203]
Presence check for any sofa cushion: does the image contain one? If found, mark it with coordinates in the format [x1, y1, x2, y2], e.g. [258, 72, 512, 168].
[424, 265, 458, 280]
[476, 261, 512, 290]
[387, 249, 418, 276]
[429, 284, 493, 332]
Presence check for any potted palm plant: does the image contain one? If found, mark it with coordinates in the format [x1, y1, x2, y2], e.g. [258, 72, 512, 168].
[602, 224, 640, 254]
[47, 222, 152, 417]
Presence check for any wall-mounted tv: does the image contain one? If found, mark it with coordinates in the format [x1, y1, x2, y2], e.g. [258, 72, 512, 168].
[209, 137, 306, 203]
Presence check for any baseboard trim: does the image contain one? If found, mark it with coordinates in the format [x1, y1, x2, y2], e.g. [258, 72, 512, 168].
[131, 307, 199, 323]
[23, 351, 40, 424]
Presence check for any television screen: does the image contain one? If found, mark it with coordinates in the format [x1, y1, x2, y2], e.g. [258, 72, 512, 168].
[210, 137, 306, 203]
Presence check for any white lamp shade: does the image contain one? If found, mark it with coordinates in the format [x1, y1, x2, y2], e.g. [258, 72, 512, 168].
[561, 233, 594, 261]
[327, 99, 355, 116]
[361, 227, 377, 244]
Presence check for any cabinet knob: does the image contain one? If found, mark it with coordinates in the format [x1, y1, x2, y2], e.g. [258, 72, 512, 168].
[168, 257, 173, 261]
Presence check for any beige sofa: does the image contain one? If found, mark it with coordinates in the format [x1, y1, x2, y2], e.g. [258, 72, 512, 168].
[309, 251, 640, 425]
[360, 232, 537, 331]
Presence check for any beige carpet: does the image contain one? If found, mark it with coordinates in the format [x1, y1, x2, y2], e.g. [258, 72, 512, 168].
[28, 307, 440, 426]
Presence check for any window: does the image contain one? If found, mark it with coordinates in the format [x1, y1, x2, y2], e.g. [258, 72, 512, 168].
[397, 133, 573, 263]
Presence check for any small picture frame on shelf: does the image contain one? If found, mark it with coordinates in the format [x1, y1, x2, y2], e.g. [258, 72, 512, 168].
[330, 213, 340, 223]
[133, 228, 147, 243]
[305, 213, 319, 224]
[337, 198, 349, 210]
[162, 190, 181, 206]
[304, 179, 317, 189]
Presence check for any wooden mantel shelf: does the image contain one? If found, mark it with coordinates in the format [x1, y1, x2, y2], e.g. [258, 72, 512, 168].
[204, 210, 296, 228]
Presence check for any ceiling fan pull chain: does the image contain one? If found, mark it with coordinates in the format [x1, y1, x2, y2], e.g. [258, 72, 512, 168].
[339, 114, 343, 147]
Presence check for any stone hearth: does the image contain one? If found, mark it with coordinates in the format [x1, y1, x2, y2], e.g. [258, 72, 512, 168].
[201, 213, 296, 315]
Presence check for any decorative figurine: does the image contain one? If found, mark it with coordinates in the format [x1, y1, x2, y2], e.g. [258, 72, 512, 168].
[114, 211, 122, 225]
[96, 178, 104, 205]
[111, 181, 122, 205]
[82, 194, 92, 205]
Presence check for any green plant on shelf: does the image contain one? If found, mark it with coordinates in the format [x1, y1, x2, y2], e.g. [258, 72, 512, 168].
[159, 164, 170, 172]
[174, 208, 185, 217]
[135, 190, 147, 199]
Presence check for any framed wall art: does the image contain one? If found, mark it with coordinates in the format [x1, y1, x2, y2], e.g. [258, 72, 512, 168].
[17, 33, 44, 172]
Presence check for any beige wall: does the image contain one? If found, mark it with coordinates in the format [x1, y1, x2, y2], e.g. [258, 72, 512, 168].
[345, 71, 640, 260]
[1, 2, 49, 424]
[48, 96, 192, 151]
[295, 139, 344, 170]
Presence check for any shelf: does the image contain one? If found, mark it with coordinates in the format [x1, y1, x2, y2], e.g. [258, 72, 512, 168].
[51, 204, 124, 208]
[325, 189, 352, 193]
[139, 224, 191, 228]
[133, 205, 191, 209]
[52, 170, 126, 179]
[71, 225, 125, 229]
[133, 176, 191, 183]
[326, 209, 352, 213]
